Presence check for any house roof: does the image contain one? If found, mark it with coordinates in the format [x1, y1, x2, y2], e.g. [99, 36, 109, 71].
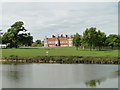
[47, 37, 70, 40]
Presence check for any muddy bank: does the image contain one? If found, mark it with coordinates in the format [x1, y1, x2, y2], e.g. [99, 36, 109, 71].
[1, 56, 120, 64]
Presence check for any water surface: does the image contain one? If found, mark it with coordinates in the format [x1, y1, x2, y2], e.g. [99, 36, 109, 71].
[1, 64, 119, 88]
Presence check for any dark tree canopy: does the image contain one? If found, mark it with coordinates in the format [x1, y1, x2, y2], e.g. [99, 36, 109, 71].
[18, 33, 33, 46]
[73, 33, 81, 50]
[81, 27, 98, 50]
[81, 27, 107, 50]
[105, 34, 120, 48]
[95, 30, 106, 50]
[0, 30, 2, 44]
[2, 21, 33, 48]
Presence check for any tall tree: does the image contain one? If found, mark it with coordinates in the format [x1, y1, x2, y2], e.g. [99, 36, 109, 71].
[96, 30, 106, 50]
[81, 27, 98, 50]
[73, 33, 81, 50]
[2, 21, 33, 48]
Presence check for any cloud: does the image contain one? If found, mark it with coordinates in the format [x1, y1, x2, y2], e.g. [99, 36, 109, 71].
[2, 2, 118, 41]
[1, 0, 119, 2]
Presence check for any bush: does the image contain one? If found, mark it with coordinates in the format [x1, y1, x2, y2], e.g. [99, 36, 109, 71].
[9, 55, 19, 60]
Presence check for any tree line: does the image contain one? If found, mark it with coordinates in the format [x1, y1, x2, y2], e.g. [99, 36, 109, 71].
[73, 27, 120, 50]
[1, 21, 120, 50]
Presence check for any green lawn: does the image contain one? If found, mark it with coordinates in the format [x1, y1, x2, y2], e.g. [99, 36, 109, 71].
[1, 47, 119, 58]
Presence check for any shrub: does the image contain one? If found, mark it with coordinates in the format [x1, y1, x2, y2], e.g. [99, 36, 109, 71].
[9, 55, 19, 60]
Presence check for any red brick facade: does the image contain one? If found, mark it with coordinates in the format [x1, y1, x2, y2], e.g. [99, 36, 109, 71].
[44, 35, 73, 47]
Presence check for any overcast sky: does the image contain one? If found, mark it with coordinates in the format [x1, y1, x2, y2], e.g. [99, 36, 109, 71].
[1, 2, 118, 41]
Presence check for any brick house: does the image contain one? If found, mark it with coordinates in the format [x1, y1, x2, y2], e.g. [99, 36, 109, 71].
[44, 35, 73, 47]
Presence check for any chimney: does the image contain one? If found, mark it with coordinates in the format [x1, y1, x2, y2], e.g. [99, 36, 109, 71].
[52, 35, 55, 38]
[61, 34, 63, 37]
[66, 35, 68, 38]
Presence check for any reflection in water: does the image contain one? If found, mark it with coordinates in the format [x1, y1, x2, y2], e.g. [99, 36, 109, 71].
[4, 64, 21, 81]
[86, 80, 101, 87]
[7, 71, 20, 81]
[2, 64, 32, 88]
[2, 64, 22, 88]
[2, 64, 119, 88]
[85, 69, 119, 88]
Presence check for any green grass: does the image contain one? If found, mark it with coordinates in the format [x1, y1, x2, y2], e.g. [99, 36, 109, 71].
[1, 47, 119, 58]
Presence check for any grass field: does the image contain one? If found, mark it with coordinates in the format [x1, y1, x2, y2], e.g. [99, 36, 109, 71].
[1, 47, 119, 58]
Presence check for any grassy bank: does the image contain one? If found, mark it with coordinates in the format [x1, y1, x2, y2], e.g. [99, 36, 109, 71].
[2, 47, 119, 58]
[1, 47, 119, 64]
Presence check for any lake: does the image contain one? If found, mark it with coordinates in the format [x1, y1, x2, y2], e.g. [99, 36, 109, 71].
[0, 64, 119, 88]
